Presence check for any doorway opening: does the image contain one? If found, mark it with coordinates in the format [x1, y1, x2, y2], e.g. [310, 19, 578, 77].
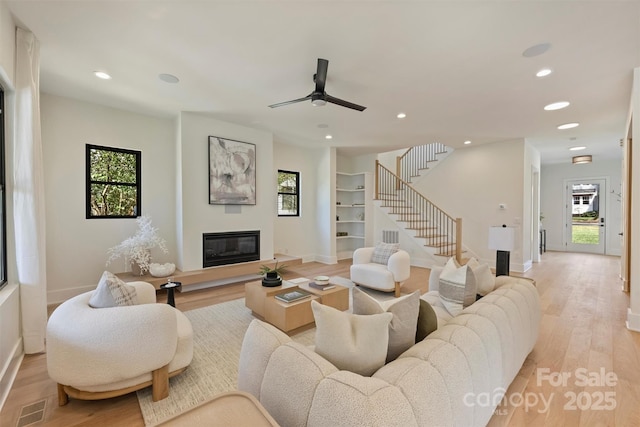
[565, 178, 607, 254]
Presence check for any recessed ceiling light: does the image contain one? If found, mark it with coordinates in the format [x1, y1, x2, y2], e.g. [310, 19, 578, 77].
[397, 112, 406, 119]
[569, 146, 586, 151]
[536, 68, 552, 77]
[159, 73, 179, 84]
[522, 43, 552, 58]
[544, 101, 570, 111]
[325, 134, 333, 140]
[558, 122, 579, 130]
[464, 140, 472, 145]
[94, 71, 111, 80]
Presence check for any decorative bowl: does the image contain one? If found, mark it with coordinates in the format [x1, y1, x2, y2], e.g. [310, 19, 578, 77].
[314, 275, 330, 285]
[149, 262, 176, 277]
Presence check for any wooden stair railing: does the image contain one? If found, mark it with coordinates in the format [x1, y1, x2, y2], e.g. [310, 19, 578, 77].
[375, 160, 462, 263]
[396, 142, 448, 184]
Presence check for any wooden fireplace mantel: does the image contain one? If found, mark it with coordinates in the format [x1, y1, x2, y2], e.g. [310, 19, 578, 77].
[116, 254, 301, 290]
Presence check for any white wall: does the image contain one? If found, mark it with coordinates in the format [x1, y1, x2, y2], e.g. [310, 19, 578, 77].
[0, 2, 22, 411]
[177, 112, 274, 271]
[273, 142, 324, 262]
[627, 67, 640, 330]
[411, 139, 528, 271]
[540, 158, 622, 255]
[41, 94, 177, 302]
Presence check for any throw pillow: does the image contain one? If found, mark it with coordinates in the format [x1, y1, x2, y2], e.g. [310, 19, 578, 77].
[438, 257, 476, 316]
[466, 257, 495, 296]
[415, 298, 438, 342]
[371, 242, 399, 265]
[353, 288, 420, 362]
[311, 300, 393, 376]
[89, 271, 139, 308]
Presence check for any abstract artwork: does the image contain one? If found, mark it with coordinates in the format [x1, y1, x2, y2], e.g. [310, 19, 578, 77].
[208, 136, 256, 205]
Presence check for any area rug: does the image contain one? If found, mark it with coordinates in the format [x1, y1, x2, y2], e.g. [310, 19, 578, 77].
[136, 297, 316, 426]
[136, 276, 395, 425]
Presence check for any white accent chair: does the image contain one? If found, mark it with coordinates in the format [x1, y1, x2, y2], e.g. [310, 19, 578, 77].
[350, 247, 411, 297]
[46, 281, 193, 405]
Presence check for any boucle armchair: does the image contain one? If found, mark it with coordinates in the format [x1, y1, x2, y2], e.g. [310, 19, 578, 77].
[46, 281, 193, 405]
[350, 246, 410, 297]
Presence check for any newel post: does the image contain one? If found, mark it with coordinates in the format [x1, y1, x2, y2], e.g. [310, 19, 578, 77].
[455, 218, 463, 264]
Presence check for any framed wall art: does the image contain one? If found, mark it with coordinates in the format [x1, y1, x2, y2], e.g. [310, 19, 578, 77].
[208, 136, 256, 205]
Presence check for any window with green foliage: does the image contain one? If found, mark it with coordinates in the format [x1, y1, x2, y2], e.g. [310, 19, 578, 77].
[86, 144, 141, 218]
[277, 170, 299, 216]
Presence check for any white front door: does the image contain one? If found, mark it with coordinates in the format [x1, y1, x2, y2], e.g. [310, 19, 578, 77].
[565, 178, 607, 254]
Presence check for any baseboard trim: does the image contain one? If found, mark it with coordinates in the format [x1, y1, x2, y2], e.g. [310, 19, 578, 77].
[627, 308, 640, 332]
[47, 284, 95, 305]
[0, 338, 24, 412]
[315, 255, 338, 264]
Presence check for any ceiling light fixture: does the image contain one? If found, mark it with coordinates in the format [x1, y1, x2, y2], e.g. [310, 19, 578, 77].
[397, 112, 406, 119]
[536, 68, 552, 77]
[94, 71, 112, 80]
[464, 140, 472, 145]
[325, 134, 333, 140]
[544, 101, 570, 111]
[569, 146, 586, 151]
[558, 122, 579, 130]
[572, 155, 592, 164]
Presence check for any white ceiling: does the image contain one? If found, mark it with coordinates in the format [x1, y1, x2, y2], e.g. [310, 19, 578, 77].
[6, 1, 640, 164]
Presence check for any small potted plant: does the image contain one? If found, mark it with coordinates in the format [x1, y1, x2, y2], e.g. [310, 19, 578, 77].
[259, 259, 287, 287]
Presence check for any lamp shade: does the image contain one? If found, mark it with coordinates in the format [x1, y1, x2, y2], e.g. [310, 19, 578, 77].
[488, 226, 515, 251]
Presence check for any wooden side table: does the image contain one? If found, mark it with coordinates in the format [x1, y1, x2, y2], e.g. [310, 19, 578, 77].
[158, 391, 279, 426]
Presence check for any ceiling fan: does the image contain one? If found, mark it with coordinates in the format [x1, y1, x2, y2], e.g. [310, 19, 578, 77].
[269, 58, 366, 112]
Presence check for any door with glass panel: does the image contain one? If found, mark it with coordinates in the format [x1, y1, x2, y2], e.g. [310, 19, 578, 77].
[566, 178, 606, 254]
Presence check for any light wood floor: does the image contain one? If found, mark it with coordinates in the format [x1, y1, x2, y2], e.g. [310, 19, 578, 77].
[2, 253, 639, 426]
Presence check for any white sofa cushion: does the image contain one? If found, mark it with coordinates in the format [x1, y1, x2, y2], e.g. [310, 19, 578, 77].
[438, 257, 476, 316]
[89, 271, 138, 308]
[353, 288, 420, 361]
[467, 257, 496, 296]
[312, 300, 393, 376]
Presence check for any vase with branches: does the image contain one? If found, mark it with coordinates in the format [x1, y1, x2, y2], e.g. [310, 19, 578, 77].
[106, 216, 168, 275]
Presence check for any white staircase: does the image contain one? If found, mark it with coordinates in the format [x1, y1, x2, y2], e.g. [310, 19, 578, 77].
[375, 144, 465, 264]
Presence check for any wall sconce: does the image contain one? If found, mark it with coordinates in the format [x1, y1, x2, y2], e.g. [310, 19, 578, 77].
[488, 225, 515, 276]
[572, 155, 592, 164]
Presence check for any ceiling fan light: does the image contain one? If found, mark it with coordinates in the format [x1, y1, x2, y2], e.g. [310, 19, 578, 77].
[311, 98, 326, 107]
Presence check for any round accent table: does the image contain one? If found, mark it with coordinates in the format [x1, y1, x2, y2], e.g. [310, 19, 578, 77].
[160, 281, 182, 307]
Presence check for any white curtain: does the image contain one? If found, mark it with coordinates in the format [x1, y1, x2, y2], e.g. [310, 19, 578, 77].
[14, 28, 47, 354]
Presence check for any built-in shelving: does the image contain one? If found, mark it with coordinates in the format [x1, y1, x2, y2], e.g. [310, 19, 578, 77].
[335, 172, 372, 260]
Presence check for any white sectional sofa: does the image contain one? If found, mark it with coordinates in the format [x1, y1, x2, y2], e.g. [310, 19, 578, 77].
[238, 277, 540, 427]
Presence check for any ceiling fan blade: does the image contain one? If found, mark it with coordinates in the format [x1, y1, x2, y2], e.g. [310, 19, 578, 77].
[315, 58, 328, 93]
[325, 94, 367, 111]
[268, 94, 312, 108]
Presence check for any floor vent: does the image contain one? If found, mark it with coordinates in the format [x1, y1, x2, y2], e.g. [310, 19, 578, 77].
[16, 399, 46, 427]
[382, 230, 399, 244]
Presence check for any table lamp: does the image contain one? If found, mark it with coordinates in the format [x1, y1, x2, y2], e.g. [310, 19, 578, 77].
[488, 225, 515, 276]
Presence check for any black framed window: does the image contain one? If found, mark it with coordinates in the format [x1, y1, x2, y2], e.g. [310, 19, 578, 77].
[0, 87, 7, 289]
[86, 144, 141, 218]
[277, 170, 299, 216]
